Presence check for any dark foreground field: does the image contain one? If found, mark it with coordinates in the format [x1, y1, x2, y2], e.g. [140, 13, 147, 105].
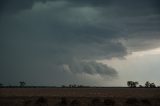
[0, 88, 160, 106]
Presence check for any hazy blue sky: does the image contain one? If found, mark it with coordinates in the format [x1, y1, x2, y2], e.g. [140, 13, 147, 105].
[1, 0, 160, 86]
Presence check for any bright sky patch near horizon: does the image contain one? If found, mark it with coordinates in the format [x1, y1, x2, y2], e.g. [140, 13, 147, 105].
[100, 47, 160, 86]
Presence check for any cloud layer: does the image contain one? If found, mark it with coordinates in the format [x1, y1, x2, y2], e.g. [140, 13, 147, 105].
[0, 0, 160, 85]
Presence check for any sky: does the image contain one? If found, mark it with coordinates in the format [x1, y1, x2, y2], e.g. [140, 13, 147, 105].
[0, 0, 160, 86]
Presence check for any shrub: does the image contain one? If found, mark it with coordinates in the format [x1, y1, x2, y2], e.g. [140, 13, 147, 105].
[70, 99, 81, 106]
[91, 98, 102, 106]
[104, 99, 115, 106]
[126, 98, 139, 105]
[141, 99, 151, 105]
[35, 97, 48, 106]
[59, 97, 68, 106]
[23, 100, 32, 106]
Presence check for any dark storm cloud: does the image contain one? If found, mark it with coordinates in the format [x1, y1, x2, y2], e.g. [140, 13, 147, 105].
[0, 0, 160, 85]
[0, 0, 34, 14]
[66, 0, 112, 7]
[64, 61, 117, 76]
[1, 0, 159, 14]
[0, 0, 48, 15]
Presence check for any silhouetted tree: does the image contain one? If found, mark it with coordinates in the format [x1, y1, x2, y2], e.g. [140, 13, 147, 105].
[145, 81, 150, 88]
[19, 81, 26, 87]
[134, 82, 139, 87]
[150, 83, 156, 88]
[145, 81, 156, 88]
[139, 85, 143, 88]
[0, 83, 3, 87]
[127, 81, 139, 87]
[127, 81, 132, 87]
[68, 84, 77, 88]
[61, 85, 66, 88]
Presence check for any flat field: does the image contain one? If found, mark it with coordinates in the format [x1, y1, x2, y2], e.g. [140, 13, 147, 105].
[0, 88, 160, 106]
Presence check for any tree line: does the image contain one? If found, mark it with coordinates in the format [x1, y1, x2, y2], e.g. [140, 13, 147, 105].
[0, 81, 160, 88]
[127, 81, 159, 88]
[0, 82, 91, 88]
[0, 81, 26, 88]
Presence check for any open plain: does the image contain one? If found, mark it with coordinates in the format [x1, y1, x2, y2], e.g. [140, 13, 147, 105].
[0, 88, 160, 106]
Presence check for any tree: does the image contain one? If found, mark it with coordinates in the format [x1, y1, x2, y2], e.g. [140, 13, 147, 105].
[133, 82, 139, 87]
[0, 83, 3, 87]
[150, 83, 156, 88]
[139, 85, 143, 88]
[145, 81, 156, 88]
[19, 81, 26, 87]
[127, 81, 139, 87]
[145, 81, 150, 88]
[127, 81, 133, 87]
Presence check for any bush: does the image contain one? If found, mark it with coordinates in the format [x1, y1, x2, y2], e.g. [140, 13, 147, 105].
[35, 97, 48, 106]
[59, 97, 68, 106]
[104, 99, 115, 106]
[23, 100, 32, 106]
[91, 98, 102, 106]
[141, 99, 151, 105]
[126, 98, 139, 105]
[70, 99, 81, 106]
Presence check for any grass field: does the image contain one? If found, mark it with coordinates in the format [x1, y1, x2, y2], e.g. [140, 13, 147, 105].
[0, 88, 160, 106]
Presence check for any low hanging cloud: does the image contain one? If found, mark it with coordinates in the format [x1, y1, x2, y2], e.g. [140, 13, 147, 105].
[0, 0, 160, 85]
[63, 60, 117, 77]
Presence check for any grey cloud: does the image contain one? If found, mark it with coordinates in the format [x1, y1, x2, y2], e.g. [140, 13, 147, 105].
[0, 0, 48, 15]
[1, 0, 159, 15]
[67, 0, 160, 17]
[64, 61, 117, 77]
[0, 0, 34, 14]
[65, 0, 159, 8]
[1, 0, 160, 85]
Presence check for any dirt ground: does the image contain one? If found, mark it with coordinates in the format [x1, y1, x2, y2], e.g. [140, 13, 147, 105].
[0, 88, 160, 106]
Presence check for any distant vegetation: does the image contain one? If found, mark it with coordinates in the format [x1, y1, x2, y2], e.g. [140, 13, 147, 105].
[19, 81, 26, 87]
[0, 83, 3, 87]
[0, 81, 159, 88]
[127, 81, 139, 87]
[127, 81, 158, 88]
[126, 98, 139, 105]
[35, 97, 48, 106]
[17, 97, 160, 106]
[0, 82, 91, 88]
[61, 84, 91, 88]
